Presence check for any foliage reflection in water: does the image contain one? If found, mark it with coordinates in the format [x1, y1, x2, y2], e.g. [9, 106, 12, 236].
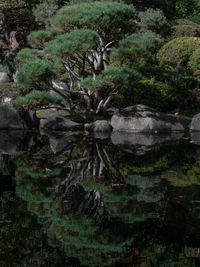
[1, 131, 200, 266]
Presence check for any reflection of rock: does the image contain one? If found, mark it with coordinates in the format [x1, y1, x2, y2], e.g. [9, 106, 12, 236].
[191, 132, 200, 145]
[40, 115, 83, 131]
[94, 131, 111, 140]
[94, 120, 111, 132]
[0, 103, 25, 129]
[111, 104, 191, 132]
[0, 131, 36, 155]
[0, 131, 35, 155]
[41, 130, 81, 154]
[84, 120, 111, 134]
[190, 113, 200, 131]
[0, 154, 7, 169]
[111, 132, 184, 155]
[0, 72, 10, 83]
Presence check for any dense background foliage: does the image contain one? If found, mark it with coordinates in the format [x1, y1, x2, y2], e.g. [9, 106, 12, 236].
[1, 0, 200, 116]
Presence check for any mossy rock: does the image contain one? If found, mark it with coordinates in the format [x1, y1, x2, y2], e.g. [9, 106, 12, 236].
[157, 37, 200, 70]
[171, 25, 200, 39]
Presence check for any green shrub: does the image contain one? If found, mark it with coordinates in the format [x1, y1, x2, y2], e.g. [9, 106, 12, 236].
[28, 29, 57, 48]
[138, 8, 168, 34]
[157, 37, 200, 71]
[44, 29, 100, 58]
[16, 48, 38, 64]
[16, 58, 55, 93]
[50, 2, 136, 40]
[33, 0, 59, 26]
[14, 90, 62, 109]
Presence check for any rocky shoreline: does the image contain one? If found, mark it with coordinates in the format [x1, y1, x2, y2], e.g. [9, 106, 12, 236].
[0, 102, 200, 135]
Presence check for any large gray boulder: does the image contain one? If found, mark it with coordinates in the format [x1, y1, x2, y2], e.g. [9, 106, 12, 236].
[111, 105, 191, 133]
[40, 114, 83, 131]
[0, 72, 10, 83]
[0, 103, 39, 129]
[190, 114, 200, 131]
[0, 103, 26, 129]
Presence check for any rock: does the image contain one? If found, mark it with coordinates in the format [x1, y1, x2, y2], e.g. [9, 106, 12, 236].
[190, 132, 200, 145]
[0, 72, 10, 83]
[111, 132, 184, 155]
[0, 103, 26, 129]
[0, 104, 38, 129]
[190, 113, 200, 131]
[84, 123, 93, 132]
[84, 120, 111, 133]
[2, 97, 12, 103]
[0, 131, 37, 155]
[9, 31, 19, 50]
[18, 109, 40, 129]
[94, 120, 111, 132]
[111, 104, 191, 133]
[41, 130, 80, 154]
[40, 114, 83, 131]
[94, 132, 111, 139]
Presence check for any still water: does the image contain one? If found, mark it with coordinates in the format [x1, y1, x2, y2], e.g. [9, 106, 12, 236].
[1, 130, 200, 266]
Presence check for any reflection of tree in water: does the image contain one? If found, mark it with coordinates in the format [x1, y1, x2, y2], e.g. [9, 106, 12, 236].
[13, 134, 200, 266]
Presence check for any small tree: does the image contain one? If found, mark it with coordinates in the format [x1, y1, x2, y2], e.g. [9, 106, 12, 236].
[16, 1, 164, 119]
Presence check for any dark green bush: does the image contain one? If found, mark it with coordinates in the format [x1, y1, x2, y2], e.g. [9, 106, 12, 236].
[138, 8, 168, 34]
[110, 31, 164, 66]
[28, 29, 58, 48]
[187, 14, 200, 25]
[113, 67, 191, 111]
[2, 48, 20, 76]
[16, 58, 55, 93]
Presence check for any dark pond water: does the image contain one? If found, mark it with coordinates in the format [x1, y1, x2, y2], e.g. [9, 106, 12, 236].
[1, 130, 200, 266]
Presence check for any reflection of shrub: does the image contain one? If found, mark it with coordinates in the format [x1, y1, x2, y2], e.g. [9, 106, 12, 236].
[171, 25, 200, 38]
[157, 37, 200, 71]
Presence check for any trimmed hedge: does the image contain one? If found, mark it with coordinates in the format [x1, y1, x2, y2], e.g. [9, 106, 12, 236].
[157, 37, 200, 70]
[171, 25, 200, 38]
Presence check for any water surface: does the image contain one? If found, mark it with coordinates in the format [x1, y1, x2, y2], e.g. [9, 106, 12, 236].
[1, 130, 200, 266]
